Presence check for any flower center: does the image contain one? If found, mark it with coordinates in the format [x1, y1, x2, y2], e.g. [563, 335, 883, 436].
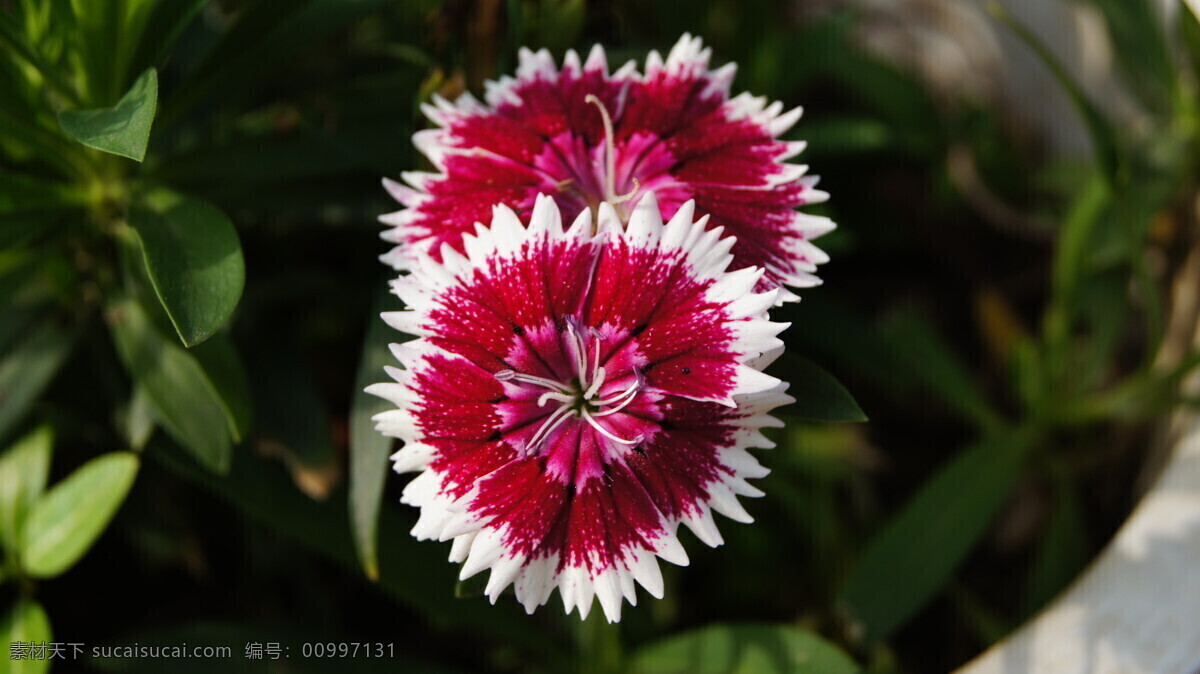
[495, 319, 644, 455]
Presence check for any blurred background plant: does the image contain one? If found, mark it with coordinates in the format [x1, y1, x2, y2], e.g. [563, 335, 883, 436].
[2, 0, 1200, 672]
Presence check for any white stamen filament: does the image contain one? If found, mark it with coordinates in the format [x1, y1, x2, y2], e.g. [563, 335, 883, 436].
[594, 370, 643, 406]
[494, 369, 572, 394]
[538, 391, 575, 407]
[590, 338, 602, 384]
[593, 374, 642, 417]
[583, 366, 607, 400]
[609, 177, 640, 205]
[526, 404, 574, 453]
[566, 321, 589, 386]
[496, 322, 647, 453]
[581, 408, 644, 446]
[585, 94, 617, 203]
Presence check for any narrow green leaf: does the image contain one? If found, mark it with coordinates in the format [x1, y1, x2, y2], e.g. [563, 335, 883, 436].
[952, 586, 1013, 646]
[189, 334, 252, 442]
[125, 0, 206, 82]
[128, 190, 244, 347]
[881, 312, 1002, 430]
[629, 624, 859, 674]
[1049, 176, 1110, 311]
[803, 117, 897, 159]
[123, 385, 155, 451]
[68, 0, 125, 104]
[0, 9, 82, 105]
[0, 169, 85, 214]
[1023, 479, 1087, 618]
[1, 599, 52, 674]
[349, 290, 401, 580]
[0, 317, 75, 445]
[107, 298, 232, 472]
[987, 2, 1123, 187]
[57, 68, 157, 161]
[0, 105, 92, 179]
[769, 353, 867, 422]
[838, 427, 1037, 644]
[0, 426, 53, 550]
[1181, 2, 1200, 76]
[1085, 0, 1177, 113]
[20, 452, 139, 578]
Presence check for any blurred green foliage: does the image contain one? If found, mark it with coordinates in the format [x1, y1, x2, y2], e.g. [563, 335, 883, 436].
[2, 0, 1200, 672]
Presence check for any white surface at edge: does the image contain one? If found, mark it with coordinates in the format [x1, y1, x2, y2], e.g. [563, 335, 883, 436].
[955, 417, 1200, 674]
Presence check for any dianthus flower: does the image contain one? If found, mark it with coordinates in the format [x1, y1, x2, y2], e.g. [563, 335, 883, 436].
[368, 193, 791, 621]
[380, 34, 833, 297]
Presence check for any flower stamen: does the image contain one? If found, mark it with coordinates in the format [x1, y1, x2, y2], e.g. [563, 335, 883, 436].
[609, 177, 640, 205]
[526, 403, 575, 454]
[581, 408, 643, 446]
[495, 368, 573, 394]
[498, 320, 644, 454]
[538, 391, 575, 407]
[583, 366, 607, 400]
[593, 371, 643, 417]
[584, 94, 618, 204]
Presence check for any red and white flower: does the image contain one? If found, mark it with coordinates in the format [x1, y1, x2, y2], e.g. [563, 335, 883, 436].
[380, 34, 834, 297]
[368, 193, 791, 622]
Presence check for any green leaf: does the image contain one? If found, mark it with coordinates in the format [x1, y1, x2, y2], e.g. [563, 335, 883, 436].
[68, 0, 126, 104]
[123, 386, 155, 451]
[1044, 176, 1111, 370]
[20, 452, 139, 578]
[629, 624, 859, 674]
[125, 0, 206, 83]
[0, 104, 92, 179]
[880, 312, 1002, 430]
[1, 599, 52, 674]
[769, 353, 867, 422]
[189, 334, 252, 442]
[838, 427, 1037, 645]
[1084, 0, 1177, 113]
[107, 298, 232, 472]
[0, 169, 85, 214]
[803, 117, 898, 159]
[57, 68, 157, 161]
[0, 9, 82, 106]
[0, 426, 52, 550]
[128, 190, 244, 347]
[0, 317, 75, 445]
[987, 2, 1122, 188]
[1182, 2, 1200, 76]
[1023, 478, 1088, 618]
[349, 289, 401, 580]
